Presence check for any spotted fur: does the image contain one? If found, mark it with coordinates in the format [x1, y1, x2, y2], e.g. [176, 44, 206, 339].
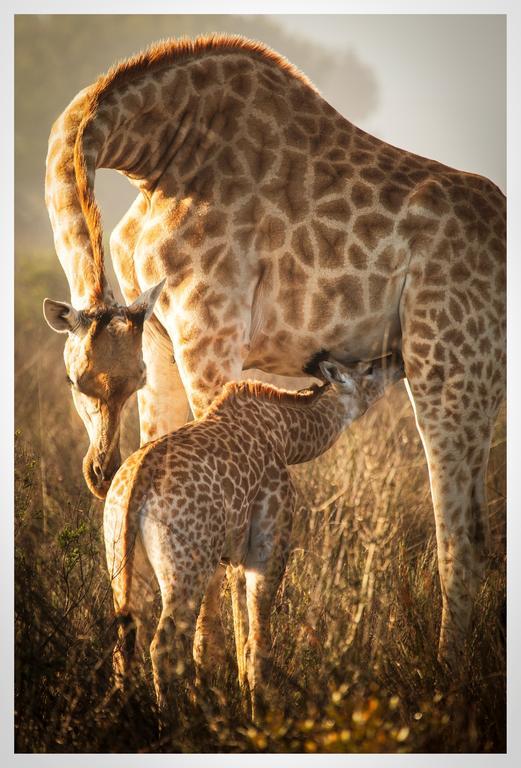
[104, 360, 402, 718]
[45, 35, 506, 668]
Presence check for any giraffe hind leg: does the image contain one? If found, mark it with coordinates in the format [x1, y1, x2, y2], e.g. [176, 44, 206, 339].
[243, 475, 295, 723]
[143, 531, 217, 715]
[150, 583, 206, 716]
[109, 531, 157, 692]
[402, 368, 501, 666]
[400, 286, 504, 665]
[193, 564, 227, 685]
[228, 564, 249, 699]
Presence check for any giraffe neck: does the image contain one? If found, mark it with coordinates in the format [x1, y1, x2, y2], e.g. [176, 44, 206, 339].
[45, 59, 203, 308]
[271, 386, 361, 465]
[45, 89, 112, 308]
[215, 382, 359, 465]
[45, 37, 324, 310]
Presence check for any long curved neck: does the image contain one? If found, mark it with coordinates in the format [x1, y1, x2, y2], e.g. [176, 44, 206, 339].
[224, 383, 357, 466]
[47, 39, 316, 311]
[45, 89, 112, 308]
[45, 59, 203, 310]
[45, 39, 320, 312]
[272, 386, 358, 465]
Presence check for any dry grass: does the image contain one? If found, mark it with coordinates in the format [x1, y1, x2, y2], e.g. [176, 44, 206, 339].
[15, 252, 506, 753]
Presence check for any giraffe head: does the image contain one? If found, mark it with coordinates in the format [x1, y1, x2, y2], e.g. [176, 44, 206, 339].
[319, 355, 404, 418]
[43, 280, 165, 499]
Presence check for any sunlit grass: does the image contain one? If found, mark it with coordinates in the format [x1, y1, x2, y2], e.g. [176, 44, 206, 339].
[14, 252, 506, 753]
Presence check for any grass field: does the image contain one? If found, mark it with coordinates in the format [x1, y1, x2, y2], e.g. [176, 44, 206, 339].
[14, 252, 506, 753]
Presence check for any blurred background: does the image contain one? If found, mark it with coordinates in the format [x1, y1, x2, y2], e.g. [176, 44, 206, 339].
[15, 14, 505, 259]
[14, 15, 506, 753]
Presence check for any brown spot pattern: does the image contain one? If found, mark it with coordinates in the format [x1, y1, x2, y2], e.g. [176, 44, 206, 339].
[354, 213, 393, 249]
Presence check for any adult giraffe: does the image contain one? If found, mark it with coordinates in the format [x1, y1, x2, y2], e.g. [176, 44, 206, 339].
[43, 36, 505, 666]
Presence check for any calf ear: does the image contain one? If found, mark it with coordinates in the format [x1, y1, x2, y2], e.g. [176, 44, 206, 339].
[43, 299, 81, 333]
[319, 360, 355, 391]
[128, 278, 166, 321]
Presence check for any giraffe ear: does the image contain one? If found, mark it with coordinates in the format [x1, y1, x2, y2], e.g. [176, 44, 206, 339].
[350, 359, 376, 376]
[128, 278, 166, 322]
[318, 361, 355, 392]
[43, 298, 81, 333]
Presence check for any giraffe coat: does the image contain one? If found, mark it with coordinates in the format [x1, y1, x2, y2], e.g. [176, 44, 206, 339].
[44, 35, 506, 667]
[104, 359, 402, 715]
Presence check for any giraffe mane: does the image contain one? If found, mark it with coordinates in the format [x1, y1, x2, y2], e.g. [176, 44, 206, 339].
[207, 379, 330, 415]
[89, 34, 317, 101]
[73, 113, 106, 303]
[72, 35, 317, 303]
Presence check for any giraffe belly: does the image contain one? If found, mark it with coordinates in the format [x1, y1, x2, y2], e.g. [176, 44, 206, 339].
[131, 199, 405, 378]
[245, 233, 406, 375]
[245, 303, 402, 376]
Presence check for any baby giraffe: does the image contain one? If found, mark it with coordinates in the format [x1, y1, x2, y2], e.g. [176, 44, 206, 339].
[103, 356, 403, 720]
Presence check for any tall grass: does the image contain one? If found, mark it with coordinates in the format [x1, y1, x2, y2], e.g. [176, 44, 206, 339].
[14, 252, 506, 753]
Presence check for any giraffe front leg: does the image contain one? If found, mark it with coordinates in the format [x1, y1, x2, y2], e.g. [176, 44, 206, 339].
[166, 307, 251, 417]
[244, 475, 295, 723]
[110, 194, 191, 442]
[137, 320, 191, 442]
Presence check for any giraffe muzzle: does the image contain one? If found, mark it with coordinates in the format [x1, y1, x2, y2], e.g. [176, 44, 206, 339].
[92, 455, 106, 483]
[83, 446, 121, 499]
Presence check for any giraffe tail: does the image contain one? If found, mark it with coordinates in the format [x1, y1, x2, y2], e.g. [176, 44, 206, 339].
[104, 445, 154, 683]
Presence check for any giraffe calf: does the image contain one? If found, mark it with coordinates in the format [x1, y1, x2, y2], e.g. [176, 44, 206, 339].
[103, 356, 403, 720]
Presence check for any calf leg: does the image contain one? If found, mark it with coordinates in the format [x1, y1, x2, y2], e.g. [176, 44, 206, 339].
[193, 564, 227, 682]
[110, 534, 157, 692]
[228, 564, 249, 697]
[244, 474, 295, 722]
[146, 539, 216, 714]
[150, 581, 205, 715]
